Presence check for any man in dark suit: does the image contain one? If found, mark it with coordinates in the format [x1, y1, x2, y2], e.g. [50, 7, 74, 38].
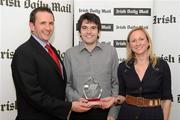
[11, 7, 90, 120]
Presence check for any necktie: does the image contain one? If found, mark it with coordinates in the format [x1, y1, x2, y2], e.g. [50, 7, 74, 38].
[45, 44, 62, 75]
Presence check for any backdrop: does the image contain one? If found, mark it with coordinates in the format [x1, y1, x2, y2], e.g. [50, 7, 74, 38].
[73, 0, 179, 119]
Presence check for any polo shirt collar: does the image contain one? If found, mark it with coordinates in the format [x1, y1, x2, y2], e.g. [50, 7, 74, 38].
[79, 41, 103, 52]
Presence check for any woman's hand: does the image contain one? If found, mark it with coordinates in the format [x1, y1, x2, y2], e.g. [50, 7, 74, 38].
[114, 95, 126, 105]
[100, 97, 115, 109]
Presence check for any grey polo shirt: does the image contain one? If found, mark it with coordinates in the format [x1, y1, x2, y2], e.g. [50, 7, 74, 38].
[64, 41, 120, 118]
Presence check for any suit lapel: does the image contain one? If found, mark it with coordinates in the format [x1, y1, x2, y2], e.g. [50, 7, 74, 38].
[29, 36, 61, 77]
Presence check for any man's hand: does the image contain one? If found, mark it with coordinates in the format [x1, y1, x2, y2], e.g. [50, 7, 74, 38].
[107, 116, 115, 120]
[79, 97, 101, 108]
[71, 101, 91, 112]
[100, 97, 115, 109]
[79, 97, 88, 103]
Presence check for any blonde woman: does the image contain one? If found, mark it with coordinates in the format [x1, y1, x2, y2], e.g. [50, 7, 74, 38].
[116, 27, 173, 120]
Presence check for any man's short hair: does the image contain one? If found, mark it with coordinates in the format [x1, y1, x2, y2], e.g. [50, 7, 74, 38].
[77, 12, 101, 32]
[29, 7, 54, 24]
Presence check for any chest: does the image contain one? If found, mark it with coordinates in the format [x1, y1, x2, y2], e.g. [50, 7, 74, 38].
[122, 66, 163, 90]
[71, 51, 112, 76]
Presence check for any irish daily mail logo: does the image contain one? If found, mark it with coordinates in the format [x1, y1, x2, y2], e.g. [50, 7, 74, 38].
[178, 94, 180, 103]
[101, 24, 114, 31]
[114, 8, 151, 16]
[76, 23, 113, 31]
[113, 40, 127, 48]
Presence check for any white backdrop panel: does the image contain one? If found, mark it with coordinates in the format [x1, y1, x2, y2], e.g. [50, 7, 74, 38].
[0, 0, 73, 119]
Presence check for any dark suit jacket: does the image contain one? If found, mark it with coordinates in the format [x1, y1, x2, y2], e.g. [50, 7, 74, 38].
[11, 36, 71, 120]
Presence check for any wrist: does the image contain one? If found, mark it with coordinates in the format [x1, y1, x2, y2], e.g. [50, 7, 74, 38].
[114, 96, 121, 105]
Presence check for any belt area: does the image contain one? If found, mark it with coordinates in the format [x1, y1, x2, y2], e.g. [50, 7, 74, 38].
[125, 95, 161, 107]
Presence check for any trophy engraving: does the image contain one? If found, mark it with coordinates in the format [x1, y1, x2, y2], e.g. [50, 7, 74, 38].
[83, 76, 102, 101]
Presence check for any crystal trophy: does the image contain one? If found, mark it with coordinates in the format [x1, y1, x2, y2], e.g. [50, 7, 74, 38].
[83, 76, 102, 102]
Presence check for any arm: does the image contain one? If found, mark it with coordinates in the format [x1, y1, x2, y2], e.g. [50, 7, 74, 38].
[64, 51, 81, 101]
[105, 61, 128, 119]
[64, 50, 93, 112]
[101, 60, 126, 110]
[161, 60, 173, 120]
[161, 100, 171, 120]
[107, 115, 116, 120]
[101, 95, 125, 110]
[107, 47, 120, 119]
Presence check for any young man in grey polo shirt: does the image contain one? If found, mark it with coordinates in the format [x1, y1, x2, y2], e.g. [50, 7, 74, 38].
[64, 12, 119, 120]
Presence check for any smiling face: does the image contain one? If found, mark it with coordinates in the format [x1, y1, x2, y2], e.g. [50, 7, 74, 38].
[29, 11, 54, 42]
[128, 30, 150, 56]
[80, 19, 99, 46]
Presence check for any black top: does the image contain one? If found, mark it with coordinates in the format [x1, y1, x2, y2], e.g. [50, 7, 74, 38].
[118, 58, 173, 100]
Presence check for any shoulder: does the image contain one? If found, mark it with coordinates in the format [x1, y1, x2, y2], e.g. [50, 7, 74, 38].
[100, 42, 117, 53]
[101, 42, 114, 49]
[14, 40, 31, 55]
[118, 61, 126, 69]
[155, 58, 170, 71]
[65, 45, 79, 54]
[156, 58, 169, 67]
[12, 40, 34, 63]
[64, 45, 80, 60]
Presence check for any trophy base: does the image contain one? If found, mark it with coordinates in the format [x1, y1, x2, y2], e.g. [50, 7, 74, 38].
[86, 98, 101, 108]
[86, 98, 100, 101]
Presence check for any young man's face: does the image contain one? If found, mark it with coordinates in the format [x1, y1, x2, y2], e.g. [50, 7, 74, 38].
[80, 20, 99, 45]
[29, 11, 54, 42]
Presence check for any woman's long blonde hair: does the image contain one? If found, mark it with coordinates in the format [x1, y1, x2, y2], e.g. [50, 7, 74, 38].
[125, 27, 157, 67]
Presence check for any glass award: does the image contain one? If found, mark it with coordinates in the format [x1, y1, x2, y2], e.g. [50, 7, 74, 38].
[83, 76, 102, 101]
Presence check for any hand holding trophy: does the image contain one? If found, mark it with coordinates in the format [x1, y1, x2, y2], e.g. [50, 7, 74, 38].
[83, 76, 102, 108]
